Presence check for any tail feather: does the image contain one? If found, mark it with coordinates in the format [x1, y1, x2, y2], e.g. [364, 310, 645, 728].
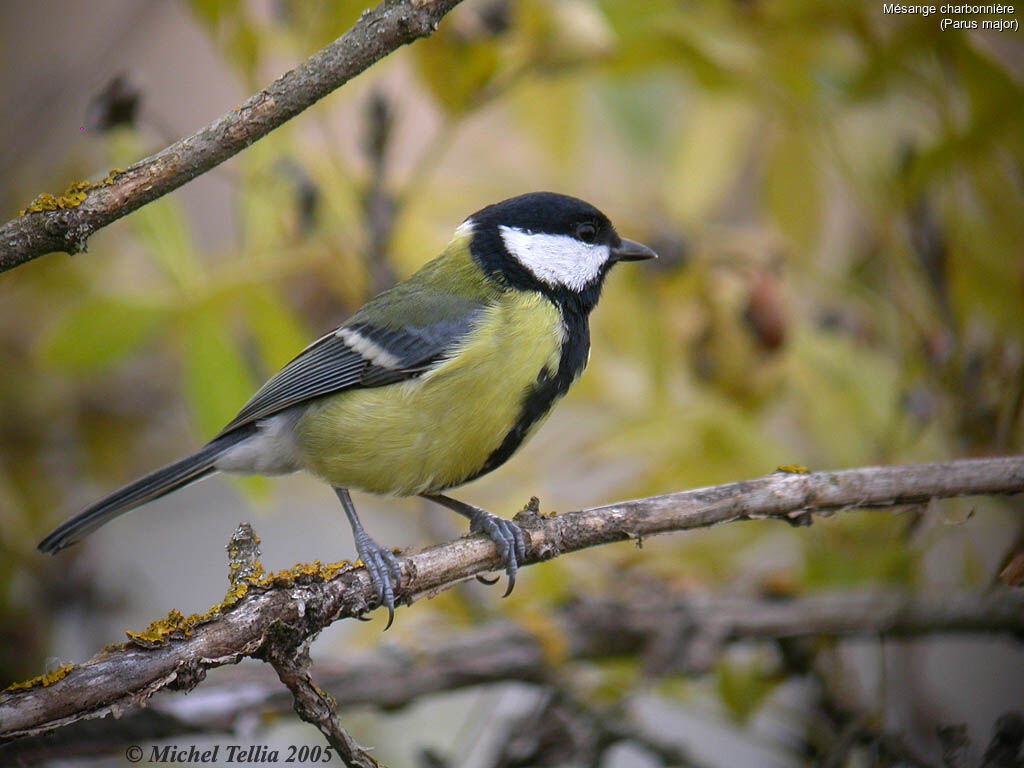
[38, 428, 254, 554]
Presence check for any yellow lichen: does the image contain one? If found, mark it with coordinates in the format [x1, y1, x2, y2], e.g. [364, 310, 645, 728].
[125, 609, 195, 646]
[121, 559, 355, 649]
[522, 497, 541, 514]
[776, 464, 810, 474]
[218, 582, 250, 609]
[3, 664, 74, 694]
[228, 559, 266, 581]
[251, 559, 352, 587]
[313, 683, 337, 707]
[18, 170, 124, 216]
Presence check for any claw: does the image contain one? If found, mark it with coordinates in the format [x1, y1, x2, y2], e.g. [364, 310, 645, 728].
[502, 569, 516, 598]
[422, 494, 528, 599]
[476, 574, 500, 586]
[353, 532, 401, 631]
[468, 509, 525, 597]
[337, 488, 402, 630]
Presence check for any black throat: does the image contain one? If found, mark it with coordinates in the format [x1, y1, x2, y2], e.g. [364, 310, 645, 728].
[454, 232, 599, 486]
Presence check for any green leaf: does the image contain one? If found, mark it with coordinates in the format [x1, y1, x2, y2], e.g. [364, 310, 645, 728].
[182, 308, 257, 437]
[40, 299, 164, 374]
[600, 75, 679, 157]
[106, 131, 205, 291]
[187, 0, 242, 28]
[716, 658, 779, 724]
[226, 16, 263, 79]
[803, 514, 919, 588]
[661, 24, 742, 92]
[245, 289, 310, 375]
[522, 0, 616, 69]
[666, 96, 756, 224]
[765, 124, 821, 254]
[511, 76, 582, 169]
[415, 24, 501, 115]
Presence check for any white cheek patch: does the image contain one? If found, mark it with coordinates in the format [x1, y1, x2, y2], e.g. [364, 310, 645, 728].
[499, 226, 610, 292]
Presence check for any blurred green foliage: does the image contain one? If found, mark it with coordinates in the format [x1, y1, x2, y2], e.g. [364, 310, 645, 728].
[1, 0, 1021, 746]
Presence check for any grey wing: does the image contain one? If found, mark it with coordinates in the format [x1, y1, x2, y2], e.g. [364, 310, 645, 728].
[216, 311, 483, 436]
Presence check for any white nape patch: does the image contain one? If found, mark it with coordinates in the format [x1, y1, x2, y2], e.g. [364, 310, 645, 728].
[499, 226, 610, 292]
[453, 218, 475, 239]
[335, 327, 401, 369]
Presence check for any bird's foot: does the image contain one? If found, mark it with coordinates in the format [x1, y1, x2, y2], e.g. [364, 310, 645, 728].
[353, 531, 402, 630]
[467, 507, 526, 597]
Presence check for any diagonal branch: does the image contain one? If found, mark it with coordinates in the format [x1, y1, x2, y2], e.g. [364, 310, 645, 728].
[265, 642, 381, 768]
[0, 0, 464, 273]
[1, 456, 1022, 741]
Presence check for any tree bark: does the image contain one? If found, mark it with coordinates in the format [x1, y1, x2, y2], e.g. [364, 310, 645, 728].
[3, 589, 1022, 764]
[1, 456, 1022, 741]
[0, 0, 464, 273]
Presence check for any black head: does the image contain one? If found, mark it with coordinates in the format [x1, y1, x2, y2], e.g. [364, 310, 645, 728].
[461, 192, 656, 312]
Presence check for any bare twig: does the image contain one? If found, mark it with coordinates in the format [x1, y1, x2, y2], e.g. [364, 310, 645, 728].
[360, 90, 399, 295]
[482, 686, 708, 768]
[0, 0, 464, 272]
[266, 644, 381, 768]
[820, 716, 872, 768]
[937, 724, 971, 768]
[226, 521, 264, 585]
[2, 456, 1022, 742]
[981, 711, 1024, 768]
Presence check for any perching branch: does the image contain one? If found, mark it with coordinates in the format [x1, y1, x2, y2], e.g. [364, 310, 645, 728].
[227, 523, 379, 767]
[0, 0, 464, 273]
[2, 456, 1022, 742]
[3, 589, 1022, 764]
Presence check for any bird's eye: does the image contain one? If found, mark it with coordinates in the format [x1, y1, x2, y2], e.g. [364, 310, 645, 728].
[576, 222, 597, 243]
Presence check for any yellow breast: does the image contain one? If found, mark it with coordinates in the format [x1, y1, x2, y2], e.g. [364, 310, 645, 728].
[294, 292, 564, 496]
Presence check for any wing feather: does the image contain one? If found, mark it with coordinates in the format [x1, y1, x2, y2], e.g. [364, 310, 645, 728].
[217, 306, 484, 436]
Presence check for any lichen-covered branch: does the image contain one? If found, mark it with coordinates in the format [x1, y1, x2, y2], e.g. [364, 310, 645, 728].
[3, 589, 1022, 764]
[1, 456, 1022, 742]
[226, 523, 379, 766]
[0, 0, 464, 273]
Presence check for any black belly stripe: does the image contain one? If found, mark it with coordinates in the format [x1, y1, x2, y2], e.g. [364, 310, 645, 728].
[454, 303, 591, 487]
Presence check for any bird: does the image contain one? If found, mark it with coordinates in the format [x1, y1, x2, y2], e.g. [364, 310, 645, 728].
[38, 192, 657, 627]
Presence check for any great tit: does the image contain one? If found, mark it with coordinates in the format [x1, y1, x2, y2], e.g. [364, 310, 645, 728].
[38, 192, 656, 625]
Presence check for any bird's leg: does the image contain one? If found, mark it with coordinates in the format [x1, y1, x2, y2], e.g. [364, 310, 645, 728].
[422, 493, 526, 597]
[335, 488, 401, 629]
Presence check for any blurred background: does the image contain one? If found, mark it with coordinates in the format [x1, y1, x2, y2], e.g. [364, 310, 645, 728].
[1, 1, 1022, 766]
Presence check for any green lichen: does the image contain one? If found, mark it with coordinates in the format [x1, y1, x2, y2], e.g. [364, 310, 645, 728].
[3, 664, 74, 694]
